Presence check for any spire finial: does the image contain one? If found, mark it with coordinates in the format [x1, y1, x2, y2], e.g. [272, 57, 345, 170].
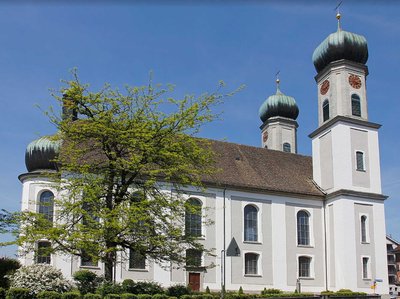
[334, 0, 343, 30]
[275, 70, 281, 92]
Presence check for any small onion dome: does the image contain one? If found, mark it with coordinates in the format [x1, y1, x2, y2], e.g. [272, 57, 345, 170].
[259, 85, 299, 123]
[312, 29, 368, 73]
[25, 136, 61, 172]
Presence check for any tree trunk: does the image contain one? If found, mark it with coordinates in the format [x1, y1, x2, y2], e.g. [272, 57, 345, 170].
[104, 251, 115, 282]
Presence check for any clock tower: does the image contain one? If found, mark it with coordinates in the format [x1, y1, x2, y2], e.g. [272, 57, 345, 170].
[259, 79, 299, 153]
[310, 13, 388, 292]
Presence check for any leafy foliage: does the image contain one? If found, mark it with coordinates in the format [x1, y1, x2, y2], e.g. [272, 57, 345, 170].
[166, 285, 191, 298]
[96, 282, 122, 297]
[7, 265, 72, 295]
[37, 291, 62, 299]
[61, 292, 81, 299]
[84, 294, 101, 299]
[120, 294, 137, 299]
[0, 288, 5, 299]
[238, 287, 243, 295]
[261, 289, 282, 295]
[73, 270, 102, 295]
[5, 288, 34, 299]
[2, 71, 239, 281]
[0, 258, 20, 289]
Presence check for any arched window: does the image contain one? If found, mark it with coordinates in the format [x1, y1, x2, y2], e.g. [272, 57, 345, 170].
[185, 198, 202, 237]
[39, 191, 54, 222]
[245, 253, 259, 275]
[36, 241, 51, 264]
[362, 257, 369, 279]
[283, 143, 291, 153]
[352, 94, 361, 117]
[356, 151, 365, 171]
[298, 256, 311, 278]
[361, 215, 367, 243]
[323, 100, 329, 122]
[297, 210, 310, 246]
[244, 205, 258, 242]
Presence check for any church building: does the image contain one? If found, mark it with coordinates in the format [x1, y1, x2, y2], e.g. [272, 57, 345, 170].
[19, 14, 389, 294]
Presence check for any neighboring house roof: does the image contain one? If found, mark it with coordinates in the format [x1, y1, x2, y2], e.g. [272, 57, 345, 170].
[203, 139, 324, 198]
[387, 235, 400, 246]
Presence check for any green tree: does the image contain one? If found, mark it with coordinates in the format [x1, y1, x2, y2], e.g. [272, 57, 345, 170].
[2, 71, 239, 282]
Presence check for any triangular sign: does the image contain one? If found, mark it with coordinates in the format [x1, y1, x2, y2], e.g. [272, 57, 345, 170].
[226, 237, 240, 257]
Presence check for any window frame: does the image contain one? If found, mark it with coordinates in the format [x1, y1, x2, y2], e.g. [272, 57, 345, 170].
[297, 210, 311, 246]
[360, 213, 370, 244]
[356, 151, 366, 171]
[36, 241, 51, 264]
[128, 249, 147, 271]
[80, 250, 99, 268]
[361, 256, 371, 280]
[38, 190, 54, 223]
[322, 99, 329, 122]
[351, 94, 361, 117]
[283, 142, 291, 153]
[244, 252, 261, 276]
[185, 197, 203, 238]
[297, 254, 314, 279]
[185, 249, 203, 268]
[243, 204, 259, 242]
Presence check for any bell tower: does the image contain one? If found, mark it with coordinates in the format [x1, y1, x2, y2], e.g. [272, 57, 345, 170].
[259, 77, 299, 153]
[310, 13, 388, 293]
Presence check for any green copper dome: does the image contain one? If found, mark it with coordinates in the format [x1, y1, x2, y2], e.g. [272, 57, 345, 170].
[25, 136, 61, 172]
[312, 29, 368, 73]
[259, 86, 299, 123]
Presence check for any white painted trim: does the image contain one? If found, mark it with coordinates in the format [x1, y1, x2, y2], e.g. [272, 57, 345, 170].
[361, 255, 372, 280]
[241, 201, 263, 244]
[355, 150, 366, 172]
[359, 213, 370, 244]
[296, 254, 315, 279]
[243, 250, 262, 277]
[295, 207, 314, 247]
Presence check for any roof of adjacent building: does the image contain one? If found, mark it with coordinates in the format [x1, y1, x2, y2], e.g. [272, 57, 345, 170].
[203, 139, 324, 197]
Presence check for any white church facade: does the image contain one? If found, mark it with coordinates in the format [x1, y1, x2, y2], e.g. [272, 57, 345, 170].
[19, 15, 389, 294]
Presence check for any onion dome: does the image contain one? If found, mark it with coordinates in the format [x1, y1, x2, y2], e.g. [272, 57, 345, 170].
[25, 136, 61, 172]
[259, 79, 299, 123]
[312, 13, 368, 73]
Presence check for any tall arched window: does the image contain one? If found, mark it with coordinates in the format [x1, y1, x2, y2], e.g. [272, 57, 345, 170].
[297, 210, 310, 246]
[352, 94, 361, 117]
[323, 100, 329, 122]
[244, 253, 259, 275]
[283, 143, 291, 153]
[361, 215, 367, 243]
[298, 256, 311, 278]
[244, 205, 258, 242]
[39, 191, 54, 222]
[185, 198, 202, 237]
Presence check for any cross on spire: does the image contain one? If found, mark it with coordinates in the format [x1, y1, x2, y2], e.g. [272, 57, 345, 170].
[334, 0, 343, 30]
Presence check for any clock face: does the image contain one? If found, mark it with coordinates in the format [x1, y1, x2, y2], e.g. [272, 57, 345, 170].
[320, 80, 330, 95]
[263, 132, 268, 143]
[349, 74, 362, 89]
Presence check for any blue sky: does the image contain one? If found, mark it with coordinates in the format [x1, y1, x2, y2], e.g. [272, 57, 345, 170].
[1, 1, 399, 257]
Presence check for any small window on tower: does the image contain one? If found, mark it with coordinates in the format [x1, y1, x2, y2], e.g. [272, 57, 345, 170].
[283, 143, 291, 153]
[352, 94, 361, 117]
[356, 151, 365, 171]
[323, 100, 329, 122]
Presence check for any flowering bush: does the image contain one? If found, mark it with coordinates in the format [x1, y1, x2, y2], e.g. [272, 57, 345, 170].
[8, 264, 72, 295]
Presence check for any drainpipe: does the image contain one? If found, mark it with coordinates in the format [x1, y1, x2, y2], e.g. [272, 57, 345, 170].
[222, 188, 227, 298]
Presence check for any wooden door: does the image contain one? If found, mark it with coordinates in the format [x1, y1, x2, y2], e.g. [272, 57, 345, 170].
[188, 272, 201, 291]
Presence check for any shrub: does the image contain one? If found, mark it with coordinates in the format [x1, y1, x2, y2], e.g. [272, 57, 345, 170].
[166, 285, 191, 298]
[238, 287, 243, 295]
[121, 281, 135, 295]
[337, 290, 353, 293]
[168, 297, 178, 299]
[180, 295, 192, 299]
[121, 294, 137, 299]
[105, 295, 120, 299]
[84, 294, 101, 299]
[0, 288, 6, 299]
[61, 292, 81, 299]
[130, 282, 163, 295]
[73, 270, 102, 295]
[200, 295, 214, 299]
[0, 258, 21, 289]
[261, 289, 282, 295]
[152, 295, 168, 299]
[205, 288, 210, 295]
[96, 283, 122, 297]
[37, 291, 62, 299]
[8, 265, 72, 295]
[6, 288, 34, 299]
[137, 295, 152, 299]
